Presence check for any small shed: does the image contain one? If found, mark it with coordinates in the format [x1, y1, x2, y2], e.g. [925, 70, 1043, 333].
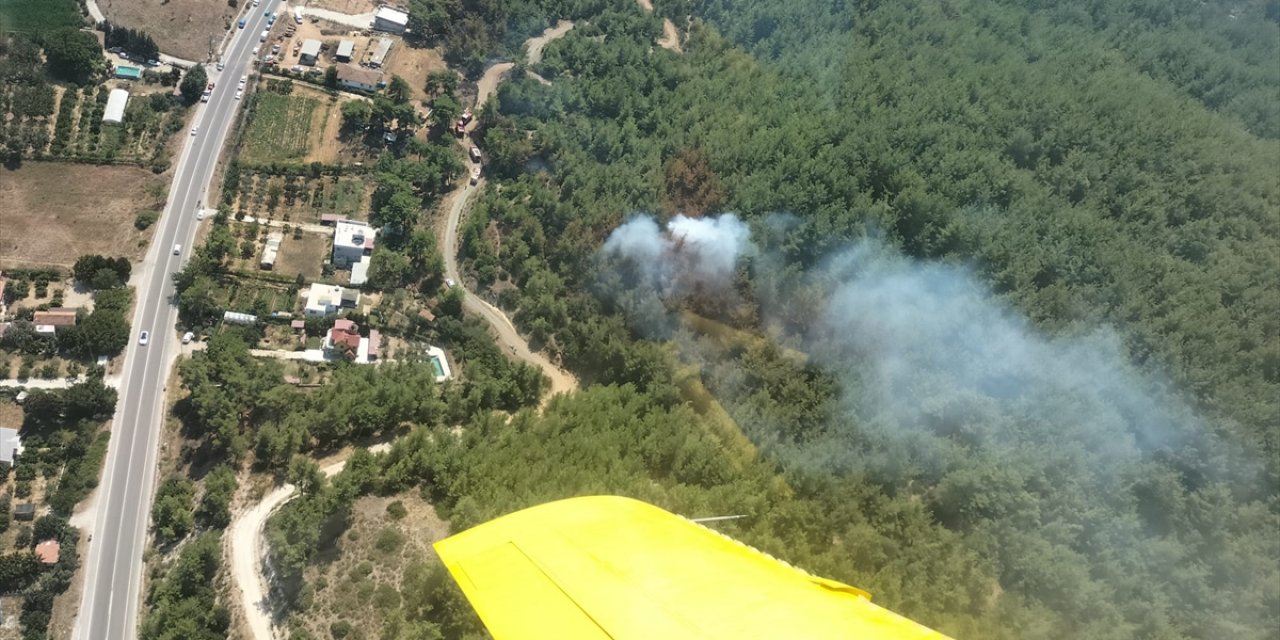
[367, 37, 393, 68]
[14, 504, 36, 521]
[299, 39, 322, 66]
[335, 40, 354, 62]
[103, 89, 129, 125]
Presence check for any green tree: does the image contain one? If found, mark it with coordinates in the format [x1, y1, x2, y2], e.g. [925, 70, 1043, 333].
[43, 28, 103, 84]
[387, 74, 411, 103]
[179, 65, 209, 105]
[151, 476, 195, 546]
[323, 64, 339, 88]
[341, 100, 372, 131]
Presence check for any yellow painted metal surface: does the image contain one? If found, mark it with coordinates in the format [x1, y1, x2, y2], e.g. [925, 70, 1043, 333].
[434, 495, 955, 640]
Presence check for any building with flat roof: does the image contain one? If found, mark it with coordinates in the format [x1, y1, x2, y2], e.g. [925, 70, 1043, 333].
[373, 6, 409, 33]
[304, 283, 360, 317]
[299, 39, 322, 66]
[367, 37, 393, 68]
[335, 40, 355, 62]
[103, 88, 129, 124]
[333, 220, 375, 268]
[33, 308, 79, 335]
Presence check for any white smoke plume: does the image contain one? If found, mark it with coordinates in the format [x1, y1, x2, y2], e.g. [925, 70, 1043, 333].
[602, 213, 753, 295]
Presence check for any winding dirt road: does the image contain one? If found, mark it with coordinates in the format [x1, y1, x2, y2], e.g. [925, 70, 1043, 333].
[229, 445, 389, 640]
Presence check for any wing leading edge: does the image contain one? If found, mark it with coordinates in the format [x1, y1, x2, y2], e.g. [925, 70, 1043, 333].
[433, 495, 955, 640]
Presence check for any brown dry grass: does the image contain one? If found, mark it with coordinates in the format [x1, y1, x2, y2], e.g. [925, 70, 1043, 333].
[383, 45, 447, 104]
[272, 231, 329, 281]
[308, 0, 380, 13]
[98, 0, 236, 61]
[0, 401, 22, 428]
[0, 162, 163, 269]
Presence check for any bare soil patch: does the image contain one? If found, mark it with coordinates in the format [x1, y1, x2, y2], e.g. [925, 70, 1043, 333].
[0, 162, 163, 269]
[272, 231, 330, 281]
[98, 0, 235, 61]
[383, 45, 447, 104]
[308, 0, 379, 13]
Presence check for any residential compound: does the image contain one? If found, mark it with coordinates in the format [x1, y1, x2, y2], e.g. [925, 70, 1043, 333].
[332, 220, 376, 285]
[33, 307, 79, 335]
[323, 318, 380, 363]
[373, 6, 409, 34]
[304, 283, 360, 317]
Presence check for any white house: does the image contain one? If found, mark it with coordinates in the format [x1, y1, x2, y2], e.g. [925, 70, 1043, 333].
[0, 428, 23, 467]
[373, 6, 409, 33]
[304, 283, 360, 317]
[103, 89, 129, 125]
[332, 220, 375, 268]
[336, 64, 381, 93]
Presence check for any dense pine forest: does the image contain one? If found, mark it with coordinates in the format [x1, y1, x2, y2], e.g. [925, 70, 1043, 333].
[268, 0, 1278, 638]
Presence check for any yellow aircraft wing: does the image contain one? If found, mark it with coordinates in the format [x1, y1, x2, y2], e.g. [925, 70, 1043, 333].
[433, 495, 954, 640]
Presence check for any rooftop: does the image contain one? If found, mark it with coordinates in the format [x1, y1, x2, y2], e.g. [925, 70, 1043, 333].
[0, 428, 21, 465]
[336, 64, 382, 88]
[334, 220, 375, 250]
[300, 39, 322, 57]
[375, 6, 409, 26]
[32, 308, 78, 327]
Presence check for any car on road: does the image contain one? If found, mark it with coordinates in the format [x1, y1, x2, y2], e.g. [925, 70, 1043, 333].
[173, 244, 182, 255]
[470, 166, 481, 185]
[138, 331, 149, 346]
[235, 90, 243, 100]
[445, 278, 456, 289]
[253, 0, 260, 5]
[196, 209, 206, 220]
[190, 125, 199, 136]
[252, 45, 261, 56]
[216, 61, 224, 71]
[239, 75, 248, 87]
[239, 18, 247, 28]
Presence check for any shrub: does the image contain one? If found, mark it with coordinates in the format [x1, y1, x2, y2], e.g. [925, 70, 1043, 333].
[134, 210, 159, 229]
[385, 500, 407, 520]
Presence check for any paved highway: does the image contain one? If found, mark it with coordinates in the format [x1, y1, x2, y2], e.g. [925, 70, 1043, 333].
[74, 4, 275, 639]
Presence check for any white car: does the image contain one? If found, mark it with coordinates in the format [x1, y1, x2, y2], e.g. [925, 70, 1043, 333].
[252, 45, 261, 56]
[190, 125, 199, 136]
[235, 90, 243, 100]
[173, 244, 182, 255]
[445, 278, 456, 289]
[253, 0, 260, 5]
[196, 209, 206, 221]
[216, 61, 224, 71]
[239, 75, 248, 87]
[182, 331, 195, 344]
[138, 331, 150, 346]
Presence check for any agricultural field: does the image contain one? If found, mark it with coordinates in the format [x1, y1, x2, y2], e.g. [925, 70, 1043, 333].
[239, 86, 324, 164]
[0, 162, 165, 269]
[219, 277, 296, 317]
[97, 0, 234, 61]
[231, 171, 371, 224]
[0, 0, 82, 35]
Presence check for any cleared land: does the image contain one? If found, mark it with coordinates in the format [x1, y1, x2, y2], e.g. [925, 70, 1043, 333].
[97, 0, 234, 61]
[382, 45, 447, 104]
[240, 90, 322, 164]
[271, 231, 329, 281]
[0, 163, 162, 268]
[307, 0, 379, 14]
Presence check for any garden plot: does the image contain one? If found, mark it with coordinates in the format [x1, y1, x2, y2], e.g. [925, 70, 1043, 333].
[272, 231, 330, 281]
[231, 172, 372, 225]
[240, 91, 324, 164]
[220, 279, 296, 317]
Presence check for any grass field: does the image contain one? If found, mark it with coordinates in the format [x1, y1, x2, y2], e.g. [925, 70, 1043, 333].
[0, 162, 163, 269]
[240, 93, 320, 164]
[0, 0, 82, 35]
